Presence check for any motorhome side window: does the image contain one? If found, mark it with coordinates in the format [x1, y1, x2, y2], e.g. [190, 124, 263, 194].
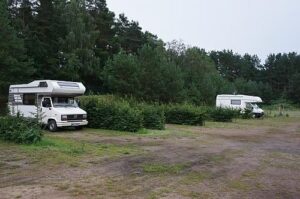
[42, 98, 52, 108]
[23, 94, 36, 105]
[231, 100, 241, 105]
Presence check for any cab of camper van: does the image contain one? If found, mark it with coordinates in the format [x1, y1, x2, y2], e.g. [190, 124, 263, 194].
[8, 80, 88, 131]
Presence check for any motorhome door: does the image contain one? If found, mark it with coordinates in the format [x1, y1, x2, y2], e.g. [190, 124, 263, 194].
[41, 97, 53, 124]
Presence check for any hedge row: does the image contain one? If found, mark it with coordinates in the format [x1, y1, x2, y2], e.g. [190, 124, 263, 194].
[0, 116, 43, 144]
[163, 104, 206, 126]
[139, 104, 165, 130]
[79, 96, 143, 132]
[79, 95, 252, 132]
[207, 107, 240, 122]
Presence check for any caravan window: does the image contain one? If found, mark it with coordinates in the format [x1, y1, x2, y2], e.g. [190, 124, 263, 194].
[23, 94, 36, 105]
[231, 100, 241, 105]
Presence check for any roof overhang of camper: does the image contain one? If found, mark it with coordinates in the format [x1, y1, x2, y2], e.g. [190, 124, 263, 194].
[9, 80, 86, 96]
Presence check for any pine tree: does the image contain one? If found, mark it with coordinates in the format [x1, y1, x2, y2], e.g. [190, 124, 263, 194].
[87, 0, 117, 65]
[59, 0, 101, 91]
[0, 0, 34, 94]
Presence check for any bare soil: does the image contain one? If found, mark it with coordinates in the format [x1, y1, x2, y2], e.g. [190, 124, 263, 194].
[0, 118, 300, 199]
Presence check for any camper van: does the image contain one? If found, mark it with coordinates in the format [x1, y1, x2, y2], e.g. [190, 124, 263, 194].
[216, 94, 264, 118]
[8, 80, 88, 131]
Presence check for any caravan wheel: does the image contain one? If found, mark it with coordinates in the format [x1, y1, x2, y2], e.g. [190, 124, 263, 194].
[48, 120, 58, 132]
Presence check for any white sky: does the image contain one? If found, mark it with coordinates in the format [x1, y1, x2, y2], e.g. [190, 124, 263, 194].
[106, 0, 300, 62]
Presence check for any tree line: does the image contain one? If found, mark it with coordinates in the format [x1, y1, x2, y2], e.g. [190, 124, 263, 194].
[0, 0, 299, 105]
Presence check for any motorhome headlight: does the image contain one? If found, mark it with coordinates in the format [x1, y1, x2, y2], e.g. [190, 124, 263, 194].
[82, 114, 87, 119]
[61, 115, 68, 121]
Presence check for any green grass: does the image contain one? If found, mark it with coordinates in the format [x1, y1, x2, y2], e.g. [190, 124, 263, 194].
[16, 135, 141, 167]
[229, 180, 252, 191]
[205, 116, 299, 129]
[148, 188, 171, 199]
[143, 163, 186, 174]
[181, 172, 212, 184]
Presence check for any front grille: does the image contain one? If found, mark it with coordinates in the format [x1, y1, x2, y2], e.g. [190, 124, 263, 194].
[67, 114, 83, 121]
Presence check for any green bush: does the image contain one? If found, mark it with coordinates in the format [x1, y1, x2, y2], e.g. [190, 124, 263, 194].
[79, 95, 143, 132]
[208, 108, 239, 122]
[241, 109, 252, 119]
[0, 96, 7, 116]
[164, 104, 205, 126]
[0, 116, 43, 144]
[139, 104, 165, 130]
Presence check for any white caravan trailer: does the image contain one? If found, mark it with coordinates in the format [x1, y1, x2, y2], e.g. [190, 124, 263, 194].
[216, 94, 264, 117]
[8, 80, 88, 131]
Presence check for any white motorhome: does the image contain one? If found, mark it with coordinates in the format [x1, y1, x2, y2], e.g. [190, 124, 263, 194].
[8, 80, 88, 131]
[216, 94, 264, 117]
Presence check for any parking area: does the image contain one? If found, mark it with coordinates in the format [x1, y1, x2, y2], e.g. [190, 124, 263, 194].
[0, 116, 300, 199]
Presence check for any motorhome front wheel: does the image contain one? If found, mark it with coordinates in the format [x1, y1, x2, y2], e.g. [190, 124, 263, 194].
[48, 120, 58, 132]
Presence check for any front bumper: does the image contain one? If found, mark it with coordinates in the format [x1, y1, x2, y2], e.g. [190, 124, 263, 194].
[57, 120, 88, 127]
[254, 112, 264, 118]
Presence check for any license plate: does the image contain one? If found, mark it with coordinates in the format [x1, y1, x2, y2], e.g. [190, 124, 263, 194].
[71, 123, 80, 127]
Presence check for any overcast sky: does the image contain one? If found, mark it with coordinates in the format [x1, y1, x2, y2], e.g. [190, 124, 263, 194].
[106, 0, 300, 62]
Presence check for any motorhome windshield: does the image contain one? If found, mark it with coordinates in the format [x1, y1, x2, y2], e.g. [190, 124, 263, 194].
[251, 103, 259, 108]
[51, 97, 78, 108]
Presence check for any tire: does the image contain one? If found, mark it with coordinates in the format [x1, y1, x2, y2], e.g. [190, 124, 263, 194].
[48, 120, 58, 132]
[75, 126, 83, 130]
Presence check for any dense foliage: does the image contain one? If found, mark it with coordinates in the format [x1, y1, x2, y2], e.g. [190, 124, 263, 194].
[0, 116, 43, 144]
[138, 104, 165, 130]
[79, 95, 166, 131]
[0, 0, 299, 105]
[207, 107, 240, 122]
[164, 104, 205, 126]
[79, 95, 143, 132]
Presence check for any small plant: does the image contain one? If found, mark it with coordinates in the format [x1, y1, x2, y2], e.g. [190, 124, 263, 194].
[143, 163, 186, 174]
[0, 115, 43, 144]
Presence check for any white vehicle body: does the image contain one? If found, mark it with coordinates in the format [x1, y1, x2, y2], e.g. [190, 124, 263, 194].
[8, 80, 88, 131]
[216, 94, 264, 117]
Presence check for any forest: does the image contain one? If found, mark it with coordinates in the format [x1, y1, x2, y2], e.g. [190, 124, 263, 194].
[1, 0, 300, 105]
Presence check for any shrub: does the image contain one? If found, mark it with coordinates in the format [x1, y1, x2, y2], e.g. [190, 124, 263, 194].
[164, 104, 205, 126]
[208, 108, 239, 122]
[0, 96, 8, 116]
[139, 104, 165, 130]
[0, 116, 43, 144]
[241, 109, 252, 119]
[79, 95, 143, 132]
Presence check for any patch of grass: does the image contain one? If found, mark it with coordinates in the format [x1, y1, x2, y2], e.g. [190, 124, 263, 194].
[209, 155, 226, 163]
[143, 163, 186, 175]
[264, 151, 300, 170]
[181, 171, 212, 184]
[229, 179, 251, 191]
[55, 183, 70, 191]
[96, 143, 140, 157]
[148, 188, 171, 199]
[180, 190, 214, 199]
[18, 135, 141, 166]
[0, 161, 6, 168]
[241, 170, 259, 179]
[205, 113, 300, 129]
[22, 136, 87, 154]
